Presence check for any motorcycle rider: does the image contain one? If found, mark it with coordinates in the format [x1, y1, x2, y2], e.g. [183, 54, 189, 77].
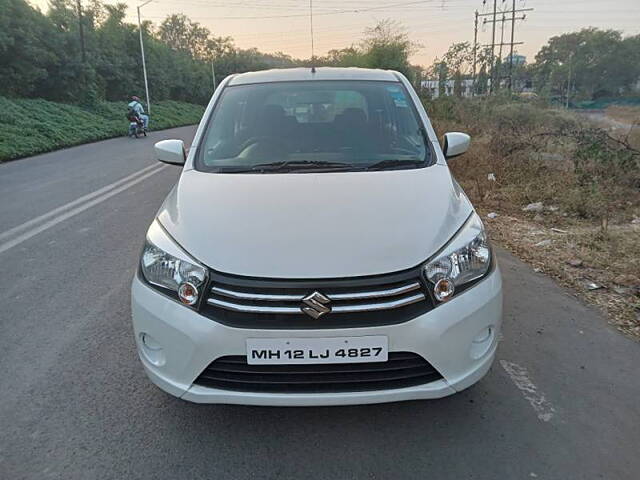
[127, 96, 149, 131]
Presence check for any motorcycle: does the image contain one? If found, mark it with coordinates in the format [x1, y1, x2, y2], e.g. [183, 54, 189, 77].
[127, 115, 147, 138]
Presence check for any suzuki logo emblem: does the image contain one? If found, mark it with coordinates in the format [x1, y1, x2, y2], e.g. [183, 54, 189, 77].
[301, 291, 331, 319]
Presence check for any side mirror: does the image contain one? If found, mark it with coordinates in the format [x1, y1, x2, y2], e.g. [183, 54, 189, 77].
[442, 132, 471, 159]
[154, 139, 186, 165]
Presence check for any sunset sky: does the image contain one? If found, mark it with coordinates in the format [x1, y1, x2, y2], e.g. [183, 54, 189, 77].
[30, 0, 640, 67]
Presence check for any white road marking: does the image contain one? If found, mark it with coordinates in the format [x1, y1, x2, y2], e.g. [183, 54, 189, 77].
[0, 163, 159, 243]
[500, 360, 556, 422]
[0, 165, 167, 255]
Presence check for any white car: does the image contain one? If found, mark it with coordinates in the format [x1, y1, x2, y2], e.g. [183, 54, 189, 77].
[131, 67, 502, 406]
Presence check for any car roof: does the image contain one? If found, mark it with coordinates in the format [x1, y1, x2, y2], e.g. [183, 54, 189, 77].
[227, 67, 400, 86]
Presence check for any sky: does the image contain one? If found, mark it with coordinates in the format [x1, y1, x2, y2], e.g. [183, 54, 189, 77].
[30, 0, 640, 67]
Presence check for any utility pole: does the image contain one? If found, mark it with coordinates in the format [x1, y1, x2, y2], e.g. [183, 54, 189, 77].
[480, 3, 532, 94]
[489, 0, 496, 94]
[508, 0, 516, 90]
[472, 10, 478, 96]
[76, 0, 86, 63]
[211, 60, 217, 92]
[137, 0, 153, 114]
[566, 53, 572, 109]
[498, 13, 506, 61]
[497, 12, 507, 90]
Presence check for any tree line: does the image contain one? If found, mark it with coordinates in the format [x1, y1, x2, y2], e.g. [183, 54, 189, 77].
[0, 0, 301, 105]
[0, 1, 420, 106]
[427, 28, 640, 102]
[2, 0, 638, 106]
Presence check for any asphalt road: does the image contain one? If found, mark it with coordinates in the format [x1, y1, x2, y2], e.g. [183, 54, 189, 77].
[1, 126, 639, 480]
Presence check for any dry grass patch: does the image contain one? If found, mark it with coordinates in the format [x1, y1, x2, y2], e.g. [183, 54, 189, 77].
[424, 96, 640, 340]
[483, 211, 640, 339]
[605, 105, 640, 126]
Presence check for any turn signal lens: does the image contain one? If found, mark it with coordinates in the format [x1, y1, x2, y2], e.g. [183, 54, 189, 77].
[178, 282, 199, 305]
[434, 278, 455, 302]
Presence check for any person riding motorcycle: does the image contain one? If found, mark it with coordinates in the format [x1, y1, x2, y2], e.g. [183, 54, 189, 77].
[127, 96, 149, 131]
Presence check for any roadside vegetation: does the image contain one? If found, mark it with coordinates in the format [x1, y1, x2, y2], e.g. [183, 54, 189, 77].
[1, 0, 421, 106]
[0, 98, 204, 161]
[0, 0, 299, 105]
[424, 95, 640, 338]
[3, 0, 639, 335]
[426, 28, 640, 105]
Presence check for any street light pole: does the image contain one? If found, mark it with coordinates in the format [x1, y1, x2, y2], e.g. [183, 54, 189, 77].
[137, 0, 153, 114]
[566, 53, 573, 109]
[211, 60, 217, 92]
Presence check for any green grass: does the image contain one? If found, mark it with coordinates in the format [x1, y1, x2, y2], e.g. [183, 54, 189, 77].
[0, 97, 206, 162]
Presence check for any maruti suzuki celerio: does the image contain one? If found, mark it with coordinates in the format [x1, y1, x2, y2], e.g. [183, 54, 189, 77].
[131, 67, 502, 405]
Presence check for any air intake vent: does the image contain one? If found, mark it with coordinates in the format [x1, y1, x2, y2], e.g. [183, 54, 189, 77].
[194, 352, 443, 393]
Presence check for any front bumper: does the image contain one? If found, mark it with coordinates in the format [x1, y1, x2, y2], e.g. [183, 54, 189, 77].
[131, 267, 502, 406]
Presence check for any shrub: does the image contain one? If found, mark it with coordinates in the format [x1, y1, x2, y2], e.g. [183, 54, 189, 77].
[424, 95, 640, 226]
[0, 97, 205, 161]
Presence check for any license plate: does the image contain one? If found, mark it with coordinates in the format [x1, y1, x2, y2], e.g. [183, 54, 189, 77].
[246, 336, 388, 365]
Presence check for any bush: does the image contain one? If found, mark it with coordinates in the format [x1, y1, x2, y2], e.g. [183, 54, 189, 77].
[423, 95, 640, 225]
[0, 97, 205, 161]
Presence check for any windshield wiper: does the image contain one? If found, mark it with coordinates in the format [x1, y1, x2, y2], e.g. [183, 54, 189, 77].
[364, 159, 425, 171]
[250, 160, 355, 172]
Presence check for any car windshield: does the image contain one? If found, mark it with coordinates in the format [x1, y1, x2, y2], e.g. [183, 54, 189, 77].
[196, 80, 431, 173]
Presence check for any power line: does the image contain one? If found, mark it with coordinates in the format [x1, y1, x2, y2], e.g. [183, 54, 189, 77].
[142, 0, 443, 20]
[228, 15, 467, 40]
[481, 41, 524, 47]
[478, 0, 533, 93]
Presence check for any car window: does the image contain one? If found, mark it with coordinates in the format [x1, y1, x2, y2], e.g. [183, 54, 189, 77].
[197, 81, 430, 173]
[266, 89, 368, 124]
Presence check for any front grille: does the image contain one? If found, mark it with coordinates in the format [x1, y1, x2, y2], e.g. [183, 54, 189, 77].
[200, 268, 433, 329]
[193, 352, 443, 393]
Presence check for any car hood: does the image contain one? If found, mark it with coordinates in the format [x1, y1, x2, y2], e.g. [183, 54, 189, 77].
[157, 166, 473, 278]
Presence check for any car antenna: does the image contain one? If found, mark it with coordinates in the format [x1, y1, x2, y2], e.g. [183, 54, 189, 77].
[309, 0, 316, 73]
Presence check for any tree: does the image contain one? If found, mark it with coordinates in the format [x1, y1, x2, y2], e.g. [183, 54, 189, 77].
[320, 47, 367, 68]
[0, 0, 59, 97]
[158, 14, 210, 59]
[362, 20, 418, 81]
[427, 42, 481, 97]
[313, 20, 419, 81]
[92, 4, 139, 101]
[532, 28, 640, 101]
[426, 60, 448, 97]
[442, 42, 473, 96]
[474, 47, 495, 95]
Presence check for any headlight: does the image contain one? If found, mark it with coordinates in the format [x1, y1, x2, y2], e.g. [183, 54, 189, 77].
[423, 213, 491, 302]
[140, 221, 207, 306]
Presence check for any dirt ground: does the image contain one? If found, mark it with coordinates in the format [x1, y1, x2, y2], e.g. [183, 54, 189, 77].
[481, 208, 640, 340]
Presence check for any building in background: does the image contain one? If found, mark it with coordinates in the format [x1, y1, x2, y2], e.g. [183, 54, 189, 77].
[421, 79, 476, 98]
[504, 53, 527, 67]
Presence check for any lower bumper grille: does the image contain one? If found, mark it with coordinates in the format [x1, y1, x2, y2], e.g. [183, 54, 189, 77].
[193, 352, 443, 393]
